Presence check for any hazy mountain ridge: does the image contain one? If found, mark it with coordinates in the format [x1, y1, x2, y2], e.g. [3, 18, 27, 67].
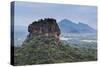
[58, 19, 96, 33]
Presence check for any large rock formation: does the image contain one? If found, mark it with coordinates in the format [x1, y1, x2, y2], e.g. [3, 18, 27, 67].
[28, 18, 61, 45]
[14, 18, 97, 65]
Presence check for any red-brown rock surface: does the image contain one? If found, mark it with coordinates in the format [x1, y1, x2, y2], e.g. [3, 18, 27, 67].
[28, 18, 61, 45]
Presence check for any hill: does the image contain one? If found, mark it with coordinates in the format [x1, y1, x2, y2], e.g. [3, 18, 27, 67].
[58, 19, 96, 33]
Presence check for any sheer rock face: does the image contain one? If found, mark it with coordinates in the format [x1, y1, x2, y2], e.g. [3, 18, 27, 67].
[28, 18, 61, 45]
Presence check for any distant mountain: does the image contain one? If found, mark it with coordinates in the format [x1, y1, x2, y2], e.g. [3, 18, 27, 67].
[58, 19, 96, 33]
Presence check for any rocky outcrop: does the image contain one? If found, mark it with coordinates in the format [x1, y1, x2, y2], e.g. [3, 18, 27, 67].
[27, 18, 61, 45]
[14, 19, 97, 66]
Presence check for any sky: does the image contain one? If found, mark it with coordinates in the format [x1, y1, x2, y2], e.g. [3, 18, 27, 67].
[14, 1, 97, 29]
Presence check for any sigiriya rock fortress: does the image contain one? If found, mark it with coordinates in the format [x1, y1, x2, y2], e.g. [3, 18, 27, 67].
[28, 18, 61, 45]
